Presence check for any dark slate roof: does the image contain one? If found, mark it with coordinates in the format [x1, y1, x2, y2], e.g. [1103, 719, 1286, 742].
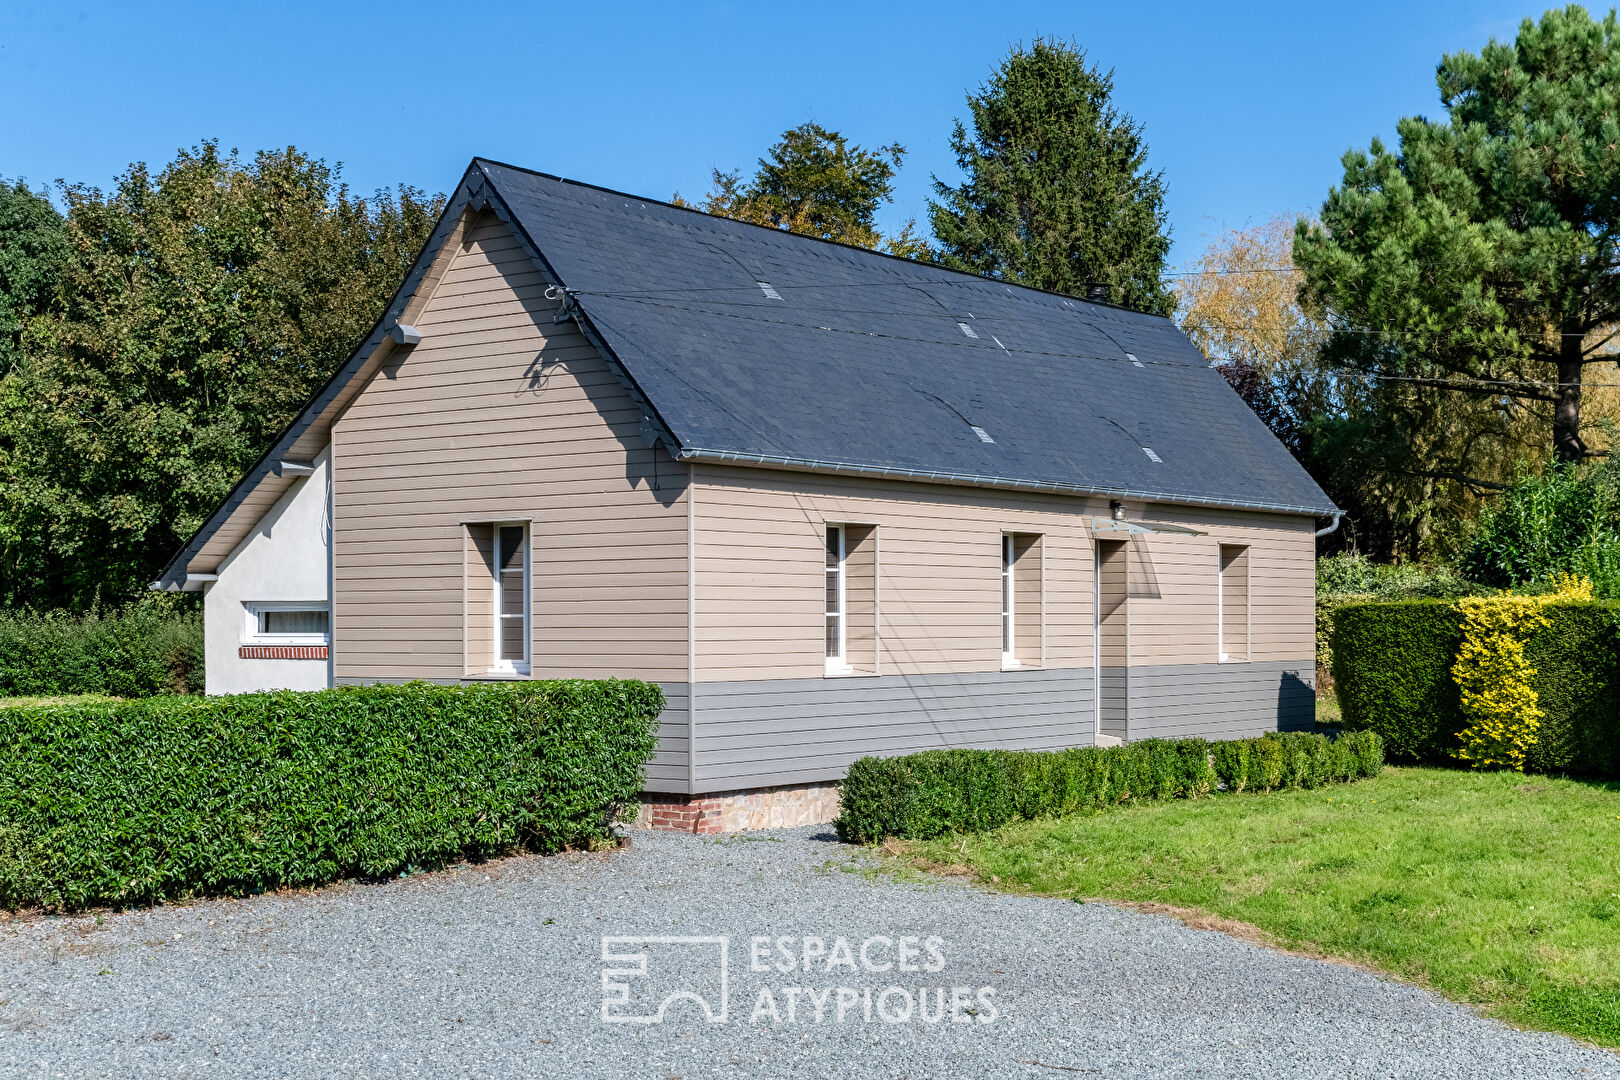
[479, 160, 1335, 516]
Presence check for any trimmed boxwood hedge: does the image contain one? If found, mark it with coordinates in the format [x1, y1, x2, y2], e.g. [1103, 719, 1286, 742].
[0, 680, 662, 911]
[835, 731, 1384, 843]
[1331, 600, 1620, 773]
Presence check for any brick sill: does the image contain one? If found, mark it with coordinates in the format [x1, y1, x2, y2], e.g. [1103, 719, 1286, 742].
[239, 645, 328, 660]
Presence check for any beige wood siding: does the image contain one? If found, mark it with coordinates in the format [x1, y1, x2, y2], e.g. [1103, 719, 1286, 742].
[690, 466, 1316, 684]
[331, 213, 689, 685]
[691, 466, 1107, 682]
[1122, 510, 1314, 667]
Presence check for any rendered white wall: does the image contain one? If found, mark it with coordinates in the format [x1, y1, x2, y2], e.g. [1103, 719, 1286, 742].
[203, 447, 332, 694]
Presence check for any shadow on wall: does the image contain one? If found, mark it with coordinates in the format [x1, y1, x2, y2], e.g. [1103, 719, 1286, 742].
[1278, 669, 1315, 732]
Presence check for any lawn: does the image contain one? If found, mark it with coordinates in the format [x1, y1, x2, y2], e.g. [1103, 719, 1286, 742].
[899, 766, 1620, 1048]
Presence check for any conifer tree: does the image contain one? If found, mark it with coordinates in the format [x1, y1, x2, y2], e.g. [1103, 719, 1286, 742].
[929, 38, 1173, 313]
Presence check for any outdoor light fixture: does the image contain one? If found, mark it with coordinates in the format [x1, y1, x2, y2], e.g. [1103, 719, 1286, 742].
[1110, 500, 1125, 521]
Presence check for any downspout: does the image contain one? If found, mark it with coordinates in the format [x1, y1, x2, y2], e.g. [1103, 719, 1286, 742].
[1314, 512, 1344, 539]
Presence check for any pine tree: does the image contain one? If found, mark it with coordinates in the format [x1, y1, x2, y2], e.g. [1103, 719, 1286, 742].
[1296, 6, 1620, 464]
[928, 37, 1173, 314]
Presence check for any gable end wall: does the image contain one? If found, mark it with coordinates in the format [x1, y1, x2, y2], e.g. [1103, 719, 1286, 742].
[328, 213, 690, 790]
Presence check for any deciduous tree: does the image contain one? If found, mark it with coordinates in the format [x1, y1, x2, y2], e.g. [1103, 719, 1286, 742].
[0, 143, 442, 609]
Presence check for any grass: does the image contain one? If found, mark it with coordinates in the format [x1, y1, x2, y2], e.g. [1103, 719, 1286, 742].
[899, 766, 1620, 1048]
[1315, 694, 1342, 726]
[0, 694, 120, 709]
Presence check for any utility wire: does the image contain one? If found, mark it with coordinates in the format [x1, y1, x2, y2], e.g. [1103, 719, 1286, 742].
[568, 288, 1620, 391]
[575, 283, 1620, 342]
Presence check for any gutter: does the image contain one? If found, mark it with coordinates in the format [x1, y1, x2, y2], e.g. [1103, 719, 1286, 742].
[673, 447, 1340, 519]
[1314, 511, 1345, 538]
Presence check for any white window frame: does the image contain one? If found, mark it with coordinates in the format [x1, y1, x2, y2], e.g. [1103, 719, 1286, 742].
[243, 602, 331, 647]
[1001, 533, 1020, 669]
[825, 524, 850, 675]
[492, 522, 531, 676]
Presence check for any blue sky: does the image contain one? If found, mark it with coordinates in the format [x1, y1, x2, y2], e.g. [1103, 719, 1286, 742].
[2, 0, 1536, 267]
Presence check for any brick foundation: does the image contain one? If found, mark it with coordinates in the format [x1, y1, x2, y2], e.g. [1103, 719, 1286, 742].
[628, 782, 841, 834]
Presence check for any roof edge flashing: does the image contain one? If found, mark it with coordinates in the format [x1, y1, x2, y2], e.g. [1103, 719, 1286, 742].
[676, 447, 1337, 518]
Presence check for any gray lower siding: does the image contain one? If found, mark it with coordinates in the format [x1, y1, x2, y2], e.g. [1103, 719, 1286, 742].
[347, 662, 1315, 796]
[642, 683, 689, 793]
[1127, 660, 1315, 741]
[686, 668, 1096, 792]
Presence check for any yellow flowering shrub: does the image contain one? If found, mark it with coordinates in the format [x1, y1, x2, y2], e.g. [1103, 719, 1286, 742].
[1451, 575, 1593, 770]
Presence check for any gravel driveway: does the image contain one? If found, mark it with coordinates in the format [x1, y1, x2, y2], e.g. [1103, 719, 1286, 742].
[1, 826, 1613, 1079]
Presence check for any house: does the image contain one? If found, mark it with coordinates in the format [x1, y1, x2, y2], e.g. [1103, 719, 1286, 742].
[154, 158, 1339, 831]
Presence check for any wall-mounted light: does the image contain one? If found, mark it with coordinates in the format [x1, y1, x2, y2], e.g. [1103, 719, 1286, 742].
[1110, 500, 1125, 521]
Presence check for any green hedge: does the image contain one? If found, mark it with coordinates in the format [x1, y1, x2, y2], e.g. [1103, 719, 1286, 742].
[0, 607, 203, 697]
[835, 731, 1384, 843]
[0, 680, 662, 911]
[1332, 600, 1620, 773]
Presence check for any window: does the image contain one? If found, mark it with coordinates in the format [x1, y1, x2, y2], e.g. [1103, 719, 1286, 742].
[825, 525, 848, 673]
[243, 603, 330, 646]
[1002, 535, 1016, 665]
[465, 522, 530, 676]
[1002, 533, 1043, 668]
[1218, 544, 1249, 662]
[493, 524, 530, 674]
[822, 523, 877, 676]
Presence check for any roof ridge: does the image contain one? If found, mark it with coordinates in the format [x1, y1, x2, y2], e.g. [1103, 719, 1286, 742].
[472, 157, 1172, 323]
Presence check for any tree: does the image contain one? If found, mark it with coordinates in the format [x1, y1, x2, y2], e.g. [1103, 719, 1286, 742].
[1178, 216, 1561, 558]
[676, 122, 926, 257]
[1295, 6, 1620, 467]
[1455, 457, 1620, 596]
[0, 179, 66, 374]
[1178, 217, 1331, 458]
[0, 143, 442, 609]
[929, 37, 1174, 314]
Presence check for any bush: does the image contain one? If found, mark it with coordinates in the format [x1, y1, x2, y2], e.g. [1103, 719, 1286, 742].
[1316, 554, 1480, 600]
[0, 606, 203, 697]
[1331, 601, 1466, 761]
[835, 731, 1383, 843]
[0, 680, 662, 911]
[1455, 459, 1620, 597]
[1314, 555, 1481, 694]
[1332, 599, 1620, 773]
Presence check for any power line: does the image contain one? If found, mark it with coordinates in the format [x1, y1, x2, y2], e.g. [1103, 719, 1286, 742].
[569, 288, 1620, 391]
[576, 282, 1619, 342]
